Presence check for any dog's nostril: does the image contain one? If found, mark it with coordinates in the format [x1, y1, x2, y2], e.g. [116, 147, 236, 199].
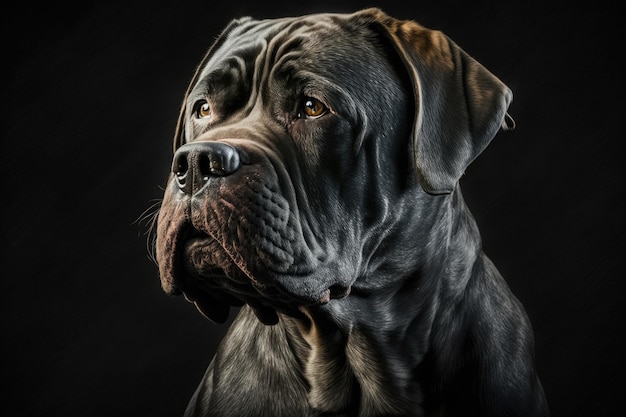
[198, 154, 227, 178]
[172, 153, 190, 191]
[199, 144, 240, 177]
[174, 158, 188, 177]
[209, 157, 223, 174]
[199, 154, 211, 180]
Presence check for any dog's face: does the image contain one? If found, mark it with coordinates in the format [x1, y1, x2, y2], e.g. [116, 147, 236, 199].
[155, 8, 513, 325]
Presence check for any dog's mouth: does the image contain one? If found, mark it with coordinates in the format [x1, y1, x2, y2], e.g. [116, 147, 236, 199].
[164, 222, 352, 325]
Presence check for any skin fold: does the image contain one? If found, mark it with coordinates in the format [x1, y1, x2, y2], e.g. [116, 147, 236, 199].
[155, 8, 549, 417]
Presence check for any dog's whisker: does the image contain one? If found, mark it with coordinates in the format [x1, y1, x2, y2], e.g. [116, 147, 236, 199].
[134, 198, 162, 265]
[134, 199, 162, 227]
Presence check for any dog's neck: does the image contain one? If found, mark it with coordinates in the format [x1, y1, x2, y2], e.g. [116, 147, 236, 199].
[280, 304, 426, 415]
[274, 188, 483, 415]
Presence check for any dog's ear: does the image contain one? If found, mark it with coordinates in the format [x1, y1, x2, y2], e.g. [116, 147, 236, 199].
[358, 8, 514, 194]
[172, 17, 253, 153]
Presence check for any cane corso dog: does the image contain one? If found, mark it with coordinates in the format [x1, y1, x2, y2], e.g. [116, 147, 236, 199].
[155, 8, 549, 417]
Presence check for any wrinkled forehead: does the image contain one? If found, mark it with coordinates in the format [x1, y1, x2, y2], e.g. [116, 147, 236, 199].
[194, 13, 380, 87]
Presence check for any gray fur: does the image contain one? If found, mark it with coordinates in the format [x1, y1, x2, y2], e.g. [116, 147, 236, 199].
[155, 8, 549, 416]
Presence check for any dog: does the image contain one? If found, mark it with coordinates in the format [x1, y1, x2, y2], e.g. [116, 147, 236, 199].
[155, 8, 549, 416]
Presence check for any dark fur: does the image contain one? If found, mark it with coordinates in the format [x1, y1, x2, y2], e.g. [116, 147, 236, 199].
[155, 8, 549, 416]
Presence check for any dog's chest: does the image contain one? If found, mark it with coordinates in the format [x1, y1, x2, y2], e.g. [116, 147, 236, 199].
[300, 319, 420, 416]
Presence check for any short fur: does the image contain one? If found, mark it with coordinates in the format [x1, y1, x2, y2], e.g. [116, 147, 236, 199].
[155, 8, 548, 417]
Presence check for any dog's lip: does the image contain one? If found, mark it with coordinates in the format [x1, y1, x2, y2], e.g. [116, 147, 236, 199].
[269, 276, 353, 306]
[328, 284, 351, 300]
[311, 285, 351, 305]
[182, 290, 197, 303]
[181, 289, 237, 324]
[170, 222, 354, 318]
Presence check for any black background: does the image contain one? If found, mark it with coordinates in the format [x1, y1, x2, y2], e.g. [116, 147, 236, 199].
[4, 1, 623, 416]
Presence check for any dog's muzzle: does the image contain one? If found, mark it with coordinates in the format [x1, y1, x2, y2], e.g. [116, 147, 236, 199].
[158, 139, 355, 324]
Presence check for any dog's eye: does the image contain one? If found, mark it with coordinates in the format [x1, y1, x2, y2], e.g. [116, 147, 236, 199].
[194, 100, 212, 119]
[299, 97, 327, 119]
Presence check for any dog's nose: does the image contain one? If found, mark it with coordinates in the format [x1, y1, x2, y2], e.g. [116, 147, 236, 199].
[172, 142, 241, 194]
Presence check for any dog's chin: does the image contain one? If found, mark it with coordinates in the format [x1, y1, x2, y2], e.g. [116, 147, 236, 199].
[177, 235, 352, 325]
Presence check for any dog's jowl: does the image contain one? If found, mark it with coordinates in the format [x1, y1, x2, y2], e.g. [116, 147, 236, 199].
[154, 8, 549, 417]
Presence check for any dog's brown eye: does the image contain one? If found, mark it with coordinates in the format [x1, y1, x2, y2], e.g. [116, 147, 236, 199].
[300, 97, 327, 118]
[195, 100, 212, 119]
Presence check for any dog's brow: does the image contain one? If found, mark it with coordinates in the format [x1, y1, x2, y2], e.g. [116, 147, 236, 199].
[198, 54, 250, 86]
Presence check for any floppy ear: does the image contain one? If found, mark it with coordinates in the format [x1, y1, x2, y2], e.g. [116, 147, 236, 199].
[359, 8, 514, 194]
[172, 17, 253, 153]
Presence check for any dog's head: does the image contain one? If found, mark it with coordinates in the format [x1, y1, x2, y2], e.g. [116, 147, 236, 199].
[155, 8, 513, 325]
